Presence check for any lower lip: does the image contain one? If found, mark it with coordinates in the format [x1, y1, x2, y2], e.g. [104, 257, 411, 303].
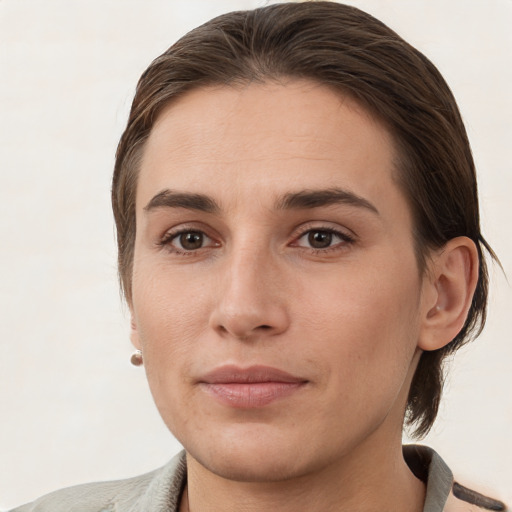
[200, 382, 305, 408]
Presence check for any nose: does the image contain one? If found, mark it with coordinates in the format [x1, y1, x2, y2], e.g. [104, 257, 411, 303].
[209, 245, 290, 341]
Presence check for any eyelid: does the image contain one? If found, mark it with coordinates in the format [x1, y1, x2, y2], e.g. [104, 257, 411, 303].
[292, 221, 356, 240]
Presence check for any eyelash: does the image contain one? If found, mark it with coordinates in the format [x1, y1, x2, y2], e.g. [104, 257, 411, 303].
[157, 225, 355, 255]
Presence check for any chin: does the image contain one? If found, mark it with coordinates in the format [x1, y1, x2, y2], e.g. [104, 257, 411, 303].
[189, 445, 313, 483]
[181, 422, 344, 484]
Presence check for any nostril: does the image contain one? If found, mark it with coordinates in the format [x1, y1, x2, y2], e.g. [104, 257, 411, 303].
[211, 304, 289, 339]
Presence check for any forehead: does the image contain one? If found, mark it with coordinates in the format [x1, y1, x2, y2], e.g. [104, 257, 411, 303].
[137, 80, 403, 216]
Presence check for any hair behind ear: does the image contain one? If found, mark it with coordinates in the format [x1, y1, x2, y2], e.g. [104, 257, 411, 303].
[406, 350, 444, 438]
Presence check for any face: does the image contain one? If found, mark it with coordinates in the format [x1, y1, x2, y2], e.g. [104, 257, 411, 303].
[131, 81, 429, 482]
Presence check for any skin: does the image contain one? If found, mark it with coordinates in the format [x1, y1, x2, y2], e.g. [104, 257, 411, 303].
[130, 81, 478, 511]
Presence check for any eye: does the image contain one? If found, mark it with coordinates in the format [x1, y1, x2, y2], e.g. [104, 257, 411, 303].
[306, 230, 334, 249]
[161, 229, 216, 252]
[177, 231, 205, 250]
[294, 228, 354, 250]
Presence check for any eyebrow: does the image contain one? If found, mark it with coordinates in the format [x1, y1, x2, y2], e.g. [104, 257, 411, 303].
[144, 189, 220, 213]
[276, 188, 379, 215]
[143, 187, 379, 215]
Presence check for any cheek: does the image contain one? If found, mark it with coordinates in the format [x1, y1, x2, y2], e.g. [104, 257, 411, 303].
[297, 257, 422, 380]
[131, 266, 211, 382]
[131, 272, 206, 432]
[133, 258, 209, 331]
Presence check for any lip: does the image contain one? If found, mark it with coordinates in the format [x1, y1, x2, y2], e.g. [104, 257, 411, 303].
[198, 365, 308, 408]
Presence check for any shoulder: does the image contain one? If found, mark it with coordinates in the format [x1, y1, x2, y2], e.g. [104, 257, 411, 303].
[8, 472, 156, 512]
[8, 451, 187, 512]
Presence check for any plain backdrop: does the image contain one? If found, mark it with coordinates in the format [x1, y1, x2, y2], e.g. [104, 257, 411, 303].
[0, 0, 511, 509]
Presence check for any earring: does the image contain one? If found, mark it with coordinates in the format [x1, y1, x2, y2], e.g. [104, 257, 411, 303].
[131, 349, 143, 366]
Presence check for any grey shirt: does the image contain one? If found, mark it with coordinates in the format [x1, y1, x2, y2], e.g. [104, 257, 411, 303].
[9, 445, 507, 512]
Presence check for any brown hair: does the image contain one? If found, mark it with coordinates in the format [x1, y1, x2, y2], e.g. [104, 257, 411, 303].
[112, 1, 496, 437]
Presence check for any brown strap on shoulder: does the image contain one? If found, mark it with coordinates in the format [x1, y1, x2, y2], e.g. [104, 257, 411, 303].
[444, 482, 507, 512]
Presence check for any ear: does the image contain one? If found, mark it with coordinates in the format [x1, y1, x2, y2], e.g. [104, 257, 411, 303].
[418, 236, 479, 351]
[129, 312, 142, 350]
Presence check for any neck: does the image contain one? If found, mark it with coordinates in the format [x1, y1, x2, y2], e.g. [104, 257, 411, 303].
[182, 432, 425, 512]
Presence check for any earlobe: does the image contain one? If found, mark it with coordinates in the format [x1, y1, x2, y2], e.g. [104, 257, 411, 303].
[418, 237, 479, 351]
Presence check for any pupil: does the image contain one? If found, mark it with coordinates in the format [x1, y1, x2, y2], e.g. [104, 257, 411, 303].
[180, 232, 203, 250]
[308, 231, 332, 248]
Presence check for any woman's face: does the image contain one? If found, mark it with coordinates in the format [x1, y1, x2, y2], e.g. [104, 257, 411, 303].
[131, 81, 430, 481]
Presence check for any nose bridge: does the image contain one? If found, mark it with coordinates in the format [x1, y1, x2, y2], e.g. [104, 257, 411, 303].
[210, 233, 288, 339]
[229, 242, 272, 305]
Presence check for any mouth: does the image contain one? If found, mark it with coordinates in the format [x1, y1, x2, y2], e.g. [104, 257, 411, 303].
[198, 365, 309, 408]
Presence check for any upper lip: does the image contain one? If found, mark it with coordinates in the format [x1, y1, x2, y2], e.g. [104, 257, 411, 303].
[199, 365, 307, 384]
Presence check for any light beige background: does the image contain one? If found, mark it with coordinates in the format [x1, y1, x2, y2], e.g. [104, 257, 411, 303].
[0, 0, 511, 509]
